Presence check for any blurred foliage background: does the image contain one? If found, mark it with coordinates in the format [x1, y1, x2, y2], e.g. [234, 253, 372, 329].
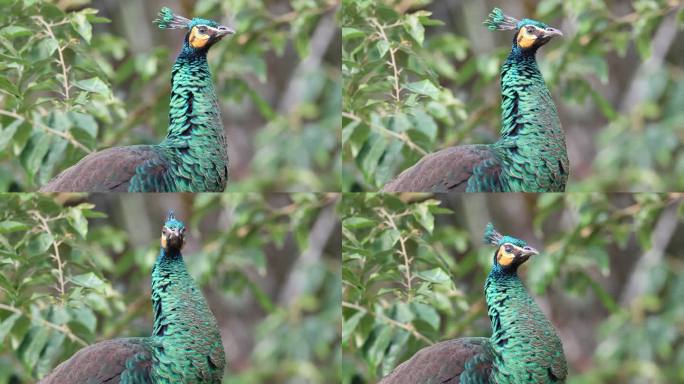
[342, 192, 684, 383]
[342, 0, 684, 191]
[0, 0, 341, 192]
[0, 192, 341, 383]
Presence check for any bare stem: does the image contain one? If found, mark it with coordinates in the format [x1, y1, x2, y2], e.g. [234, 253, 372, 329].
[378, 208, 413, 300]
[343, 301, 434, 345]
[30, 210, 66, 305]
[370, 18, 402, 106]
[33, 16, 71, 102]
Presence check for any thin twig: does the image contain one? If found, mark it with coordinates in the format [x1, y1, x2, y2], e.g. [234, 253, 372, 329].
[343, 301, 434, 345]
[343, 111, 428, 155]
[29, 210, 66, 304]
[33, 16, 71, 102]
[370, 18, 402, 106]
[0, 303, 88, 346]
[378, 208, 413, 300]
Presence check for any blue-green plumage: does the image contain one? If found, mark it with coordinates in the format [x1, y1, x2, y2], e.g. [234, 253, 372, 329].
[379, 223, 567, 384]
[40, 211, 226, 384]
[383, 8, 568, 192]
[40, 8, 233, 192]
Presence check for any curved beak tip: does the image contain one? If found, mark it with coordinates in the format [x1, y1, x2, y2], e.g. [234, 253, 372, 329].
[546, 27, 563, 38]
[218, 25, 235, 36]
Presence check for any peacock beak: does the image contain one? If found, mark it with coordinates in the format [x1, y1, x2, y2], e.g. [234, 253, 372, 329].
[543, 27, 563, 38]
[521, 246, 539, 257]
[166, 228, 183, 248]
[215, 25, 235, 37]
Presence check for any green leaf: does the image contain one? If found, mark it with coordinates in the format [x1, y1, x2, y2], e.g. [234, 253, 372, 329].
[376, 40, 390, 59]
[67, 208, 88, 238]
[344, 217, 376, 229]
[342, 310, 365, 343]
[413, 203, 434, 234]
[27, 232, 53, 256]
[342, 27, 365, 40]
[71, 12, 93, 43]
[415, 268, 450, 284]
[404, 80, 440, 99]
[0, 221, 29, 233]
[404, 15, 424, 45]
[74, 77, 109, 96]
[412, 302, 440, 330]
[22, 326, 50, 368]
[0, 313, 21, 345]
[69, 273, 105, 290]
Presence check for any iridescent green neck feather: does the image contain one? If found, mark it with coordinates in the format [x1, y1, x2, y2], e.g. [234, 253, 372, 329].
[149, 213, 225, 382]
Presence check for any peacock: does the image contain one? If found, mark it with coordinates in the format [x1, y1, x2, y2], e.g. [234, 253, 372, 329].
[383, 8, 568, 192]
[39, 211, 226, 383]
[40, 8, 233, 192]
[379, 223, 567, 384]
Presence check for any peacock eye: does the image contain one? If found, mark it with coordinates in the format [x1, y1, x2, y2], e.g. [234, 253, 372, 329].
[526, 26, 534, 33]
[198, 27, 207, 34]
[505, 246, 512, 253]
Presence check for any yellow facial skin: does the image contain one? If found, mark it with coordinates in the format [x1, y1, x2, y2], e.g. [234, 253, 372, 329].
[517, 25, 540, 49]
[497, 244, 516, 267]
[189, 26, 211, 49]
[161, 234, 167, 249]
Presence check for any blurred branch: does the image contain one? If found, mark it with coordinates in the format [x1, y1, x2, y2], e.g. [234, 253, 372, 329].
[278, 9, 337, 113]
[278, 201, 338, 306]
[619, 12, 679, 112]
[619, 201, 680, 306]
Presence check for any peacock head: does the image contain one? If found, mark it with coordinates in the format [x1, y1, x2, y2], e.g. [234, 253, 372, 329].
[484, 8, 562, 53]
[161, 210, 186, 251]
[483, 223, 538, 272]
[155, 7, 234, 53]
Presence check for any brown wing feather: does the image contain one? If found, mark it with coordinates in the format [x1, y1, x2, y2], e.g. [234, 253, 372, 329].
[382, 145, 500, 192]
[39, 338, 152, 384]
[39, 146, 164, 192]
[378, 337, 491, 384]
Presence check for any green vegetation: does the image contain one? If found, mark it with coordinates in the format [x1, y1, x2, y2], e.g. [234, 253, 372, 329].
[0, 0, 341, 192]
[341, 193, 684, 383]
[342, 0, 684, 191]
[0, 193, 341, 383]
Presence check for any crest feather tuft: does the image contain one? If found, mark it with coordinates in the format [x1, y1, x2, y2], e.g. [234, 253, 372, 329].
[154, 7, 191, 30]
[483, 8, 519, 31]
[483, 223, 503, 246]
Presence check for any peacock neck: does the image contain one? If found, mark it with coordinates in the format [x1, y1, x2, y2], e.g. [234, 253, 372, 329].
[155, 44, 229, 191]
[150, 248, 216, 342]
[484, 270, 566, 382]
[491, 46, 569, 192]
[150, 248, 226, 381]
[164, 50, 223, 142]
[498, 48, 552, 140]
